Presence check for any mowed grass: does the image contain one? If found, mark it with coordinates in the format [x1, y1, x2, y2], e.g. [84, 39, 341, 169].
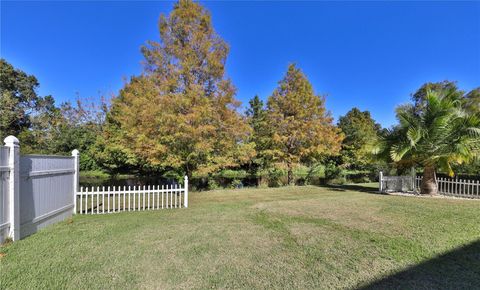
[1, 184, 480, 289]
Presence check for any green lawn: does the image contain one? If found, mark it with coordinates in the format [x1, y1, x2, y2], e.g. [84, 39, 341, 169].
[1, 184, 480, 289]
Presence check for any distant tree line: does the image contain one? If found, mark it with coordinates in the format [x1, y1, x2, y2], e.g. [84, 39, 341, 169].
[1, 0, 478, 190]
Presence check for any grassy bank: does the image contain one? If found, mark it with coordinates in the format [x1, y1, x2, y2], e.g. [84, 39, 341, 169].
[1, 185, 479, 289]
[79, 170, 111, 178]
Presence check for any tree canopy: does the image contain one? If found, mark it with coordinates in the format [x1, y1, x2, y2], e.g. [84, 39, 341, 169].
[337, 108, 381, 169]
[104, 0, 252, 177]
[377, 89, 480, 195]
[267, 64, 343, 184]
[0, 58, 42, 139]
[245, 95, 273, 176]
[465, 87, 480, 114]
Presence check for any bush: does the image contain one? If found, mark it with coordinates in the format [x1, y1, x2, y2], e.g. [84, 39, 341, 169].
[162, 170, 183, 183]
[305, 164, 325, 185]
[208, 179, 220, 190]
[217, 169, 248, 179]
[80, 153, 102, 171]
[266, 167, 287, 187]
[325, 163, 344, 181]
[230, 179, 243, 189]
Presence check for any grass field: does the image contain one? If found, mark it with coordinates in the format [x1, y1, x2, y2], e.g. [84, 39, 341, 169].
[1, 184, 480, 289]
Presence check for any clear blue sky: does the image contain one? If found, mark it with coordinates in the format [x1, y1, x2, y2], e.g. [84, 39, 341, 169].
[2, 1, 479, 128]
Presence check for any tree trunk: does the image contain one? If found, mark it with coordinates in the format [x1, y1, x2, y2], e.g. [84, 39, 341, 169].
[185, 164, 190, 179]
[287, 162, 294, 185]
[420, 166, 438, 195]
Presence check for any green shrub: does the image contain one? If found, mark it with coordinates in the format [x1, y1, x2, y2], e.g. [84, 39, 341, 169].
[305, 164, 325, 185]
[162, 170, 183, 183]
[217, 169, 248, 179]
[79, 153, 102, 171]
[208, 179, 220, 190]
[230, 179, 243, 189]
[293, 165, 309, 178]
[325, 163, 344, 180]
[266, 167, 286, 187]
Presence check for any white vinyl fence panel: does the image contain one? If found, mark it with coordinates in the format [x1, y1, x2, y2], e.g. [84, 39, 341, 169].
[19, 155, 75, 238]
[0, 146, 10, 242]
[0, 136, 78, 243]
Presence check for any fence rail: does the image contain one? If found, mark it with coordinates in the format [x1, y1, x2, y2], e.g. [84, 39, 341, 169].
[415, 176, 480, 198]
[76, 179, 188, 214]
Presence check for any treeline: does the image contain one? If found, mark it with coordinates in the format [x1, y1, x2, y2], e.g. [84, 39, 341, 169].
[0, 58, 107, 169]
[1, 0, 479, 189]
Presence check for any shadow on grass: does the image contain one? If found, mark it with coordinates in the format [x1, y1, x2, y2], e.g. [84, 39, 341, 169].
[322, 184, 379, 194]
[357, 239, 480, 289]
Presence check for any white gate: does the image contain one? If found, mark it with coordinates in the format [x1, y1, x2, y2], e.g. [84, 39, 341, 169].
[379, 171, 415, 193]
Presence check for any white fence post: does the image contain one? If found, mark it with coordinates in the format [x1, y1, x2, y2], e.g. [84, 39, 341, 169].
[72, 149, 79, 214]
[411, 167, 416, 192]
[5, 136, 20, 241]
[379, 171, 383, 193]
[184, 176, 189, 208]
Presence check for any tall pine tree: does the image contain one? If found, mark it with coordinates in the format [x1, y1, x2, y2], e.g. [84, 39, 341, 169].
[267, 64, 343, 184]
[245, 95, 272, 177]
[104, 0, 252, 177]
[337, 108, 381, 169]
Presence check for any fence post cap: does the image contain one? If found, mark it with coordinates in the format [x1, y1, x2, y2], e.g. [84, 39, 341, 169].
[184, 175, 188, 181]
[4, 135, 19, 146]
[71, 149, 80, 156]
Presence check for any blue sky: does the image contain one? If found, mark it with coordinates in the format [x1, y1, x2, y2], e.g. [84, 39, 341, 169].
[2, 1, 479, 128]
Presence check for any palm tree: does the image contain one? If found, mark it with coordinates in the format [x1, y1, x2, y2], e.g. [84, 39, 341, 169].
[377, 90, 480, 195]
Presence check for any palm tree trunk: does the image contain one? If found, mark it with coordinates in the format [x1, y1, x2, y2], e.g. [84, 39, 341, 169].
[421, 166, 438, 195]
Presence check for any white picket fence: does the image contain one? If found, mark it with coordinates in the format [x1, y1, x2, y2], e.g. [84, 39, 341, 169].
[75, 177, 188, 214]
[415, 176, 480, 198]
